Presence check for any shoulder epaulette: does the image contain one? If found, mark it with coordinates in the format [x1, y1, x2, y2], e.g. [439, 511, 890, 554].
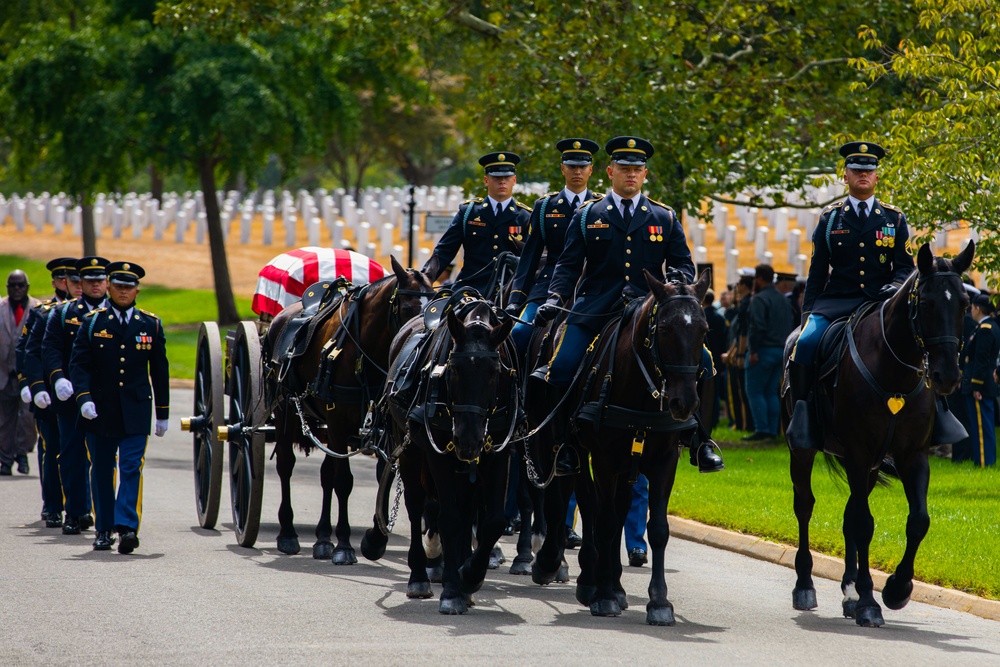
[139, 308, 159, 319]
[516, 201, 531, 211]
[981, 323, 992, 329]
[39, 302, 56, 312]
[545, 191, 560, 198]
[822, 200, 845, 213]
[646, 198, 672, 210]
[84, 309, 103, 319]
[583, 193, 606, 204]
[881, 201, 902, 212]
[462, 197, 483, 205]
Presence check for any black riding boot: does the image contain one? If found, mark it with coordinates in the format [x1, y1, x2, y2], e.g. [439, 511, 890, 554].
[932, 396, 969, 445]
[786, 360, 820, 450]
[687, 418, 725, 473]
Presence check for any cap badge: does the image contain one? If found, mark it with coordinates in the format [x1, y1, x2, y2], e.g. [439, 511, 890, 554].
[123, 263, 130, 271]
[573, 141, 581, 149]
[91, 259, 98, 265]
[860, 144, 868, 153]
[627, 139, 636, 148]
[498, 153, 505, 161]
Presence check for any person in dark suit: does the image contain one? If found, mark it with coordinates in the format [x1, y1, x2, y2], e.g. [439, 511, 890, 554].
[422, 151, 531, 297]
[42, 256, 109, 535]
[70, 262, 169, 552]
[951, 282, 981, 463]
[787, 141, 916, 450]
[703, 289, 728, 431]
[956, 294, 999, 468]
[17, 258, 82, 525]
[507, 138, 600, 354]
[534, 135, 723, 473]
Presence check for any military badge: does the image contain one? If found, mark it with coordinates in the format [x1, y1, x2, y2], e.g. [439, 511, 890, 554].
[586, 222, 610, 229]
[648, 225, 663, 242]
[875, 227, 895, 248]
[94, 329, 113, 339]
[880, 254, 887, 264]
[905, 238, 913, 255]
[508, 226, 521, 236]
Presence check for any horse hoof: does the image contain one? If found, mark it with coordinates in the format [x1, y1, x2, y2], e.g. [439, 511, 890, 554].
[616, 590, 629, 610]
[842, 598, 858, 618]
[487, 545, 505, 570]
[576, 584, 597, 606]
[331, 547, 357, 565]
[882, 574, 913, 610]
[590, 599, 622, 617]
[646, 602, 676, 626]
[426, 564, 444, 583]
[407, 582, 433, 599]
[360, 531, 387, 561]
[313, 541, 334, 560]
[793, 587, 818, 610]
[555, 561, 570, 583]
[439, 597, 468, 615]
[509, 558, 532, 575]
[459, 563, 484, 595]
[531, 561, 557, 586]
[465, 593, 476, 607]
[277, 536, 301, 555]
[855, 604, 884, 628]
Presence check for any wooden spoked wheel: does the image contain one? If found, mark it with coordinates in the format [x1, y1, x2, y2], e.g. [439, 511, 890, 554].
[227, 321, 266, 548]
[191, 322, 225, 529]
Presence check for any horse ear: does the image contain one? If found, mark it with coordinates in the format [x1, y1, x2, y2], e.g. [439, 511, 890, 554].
[917, 243, 935, 275]
[952, 239, 975, 275]
[447, 308, 464, 343]
[693, 269, 711, 303]
[644, 269, 670, 301]
[490, 316, 514, 348]
[390, 255, 408, 282]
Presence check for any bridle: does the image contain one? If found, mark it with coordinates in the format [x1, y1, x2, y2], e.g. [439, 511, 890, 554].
[631, 289, 703, 401]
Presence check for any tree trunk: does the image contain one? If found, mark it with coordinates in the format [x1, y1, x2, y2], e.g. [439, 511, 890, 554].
[80, 194, 97, 257]
[150, 164, 164, 204]
[198, 156, 240, 325]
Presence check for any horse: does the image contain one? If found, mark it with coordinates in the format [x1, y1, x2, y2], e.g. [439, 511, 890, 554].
[362, 294, 518, 614]
[530, 269, 713, 625]
[782, 241, 974, 627]
[265, 256, 435, 563]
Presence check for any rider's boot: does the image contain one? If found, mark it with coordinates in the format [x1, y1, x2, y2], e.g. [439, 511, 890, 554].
[786, 360, 821, 450]
[932, 396, 969, 445]
[687, 417, 725, 473]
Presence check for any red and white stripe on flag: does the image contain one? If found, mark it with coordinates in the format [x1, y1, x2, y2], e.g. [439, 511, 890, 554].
[252, 247, 387, 317]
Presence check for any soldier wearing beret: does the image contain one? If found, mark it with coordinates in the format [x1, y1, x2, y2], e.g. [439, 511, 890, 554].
[533, 136, 724, 474]
[70, 262, 169, 552]
[787, 142, 919, 450]
[16, 258, 83, 524]
[954, 294, 1000, 467]
[422, 151, 531, 297]
[42, 257, 109, 534]
[506, 138, 600, 355]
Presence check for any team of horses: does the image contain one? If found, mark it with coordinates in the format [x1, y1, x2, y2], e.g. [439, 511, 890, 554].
[253, 241, 974, 627]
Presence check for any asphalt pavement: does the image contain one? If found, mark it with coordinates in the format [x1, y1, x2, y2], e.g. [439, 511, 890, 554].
[1, 388, 998, 666]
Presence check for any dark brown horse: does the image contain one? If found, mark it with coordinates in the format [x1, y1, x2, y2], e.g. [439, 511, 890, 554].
[530, 270, 712, 624]
[266, 257, 434, 562]
[782, 241, 974, 627]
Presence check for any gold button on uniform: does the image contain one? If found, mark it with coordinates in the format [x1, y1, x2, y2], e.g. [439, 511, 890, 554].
[860, 283, 865, 288]
[627, 236, 631, 241]
[625, 262, 631, 268]
[120, 344, 125, 350]
[626, 249, 632, 254]
[119, 382, 123, 387]
[120, 369, 125, 374]
[120, 357, 125, 362]
[860, 257, 865, 262]
[860, 270, 865, 276]
[625, 276, 631, 281]
[493, 234, 498, 239]
[860, 242, 865, 248]
[493, 245, 498, 250]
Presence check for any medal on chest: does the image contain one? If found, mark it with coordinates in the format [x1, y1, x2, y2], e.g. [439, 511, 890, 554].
[648, 225, 663, 242]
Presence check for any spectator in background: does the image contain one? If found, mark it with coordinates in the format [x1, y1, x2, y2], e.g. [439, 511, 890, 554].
[775, 271, 797, 296]
[744, 264, 794, 441]
[1, 270, 39, 475]
[789, 278, 807, 326]
[722, 274, 754, 432]
[949, 281, 980, 462]
[703, 289, 728, 431]
[955, 293, 999, 468]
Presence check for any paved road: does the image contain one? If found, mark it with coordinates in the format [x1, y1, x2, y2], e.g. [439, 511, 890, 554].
[2, 388, 998, 666]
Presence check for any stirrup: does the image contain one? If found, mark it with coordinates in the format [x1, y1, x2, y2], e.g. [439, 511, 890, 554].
[932, 398, 968, 445]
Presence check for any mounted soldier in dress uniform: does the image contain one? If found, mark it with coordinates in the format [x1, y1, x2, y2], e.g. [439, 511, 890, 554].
[506, 138, 600, 355]
[422, 151, 531, 297]
[42, 256, 109, 535]
[17, 258, 82, 526]
[70, 262, 169, 553]
[532, 136, 724, 473]
[956, 294, 1000, 467]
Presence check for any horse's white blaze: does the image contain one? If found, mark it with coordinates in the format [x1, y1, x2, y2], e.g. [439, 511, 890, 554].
[944, 288, 952, 301]
[683, 313, 693, 325]
[843, 582, 859, 602]
[423, 530, 442, 558]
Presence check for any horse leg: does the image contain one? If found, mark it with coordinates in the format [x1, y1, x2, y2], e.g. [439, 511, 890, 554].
[423, 499, 444, 583]
[274, 426, 300, 555]
[430, 458, 469, 614]
[589, 464, 626, 617]
[360, 456, 391, 561]
[510, 454, 535, 575]
[312, 455, 336, 560]
[610, 472, 632, 612]
[330, 458, 357, 565]
[400, 453, 433, 599]
[532, 475, 571, 585]
[844, 464, 883, 627]
[574, 469, 600, 607]
[460, 452, 510, 595]
[790, 448, 818, 610]
[645, 447, 679, 626]
[882, 451, 930, 611]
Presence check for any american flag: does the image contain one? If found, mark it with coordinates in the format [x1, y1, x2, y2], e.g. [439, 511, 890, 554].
[252, 247, 386, 318]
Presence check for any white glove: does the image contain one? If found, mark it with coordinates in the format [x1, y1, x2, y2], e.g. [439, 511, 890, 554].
[21, 386, 32, 404]
[54, 378, 74, 402]
[33, 391, 52, 409]
[81, 401, 98, 420]
[155, 419, 169, 437]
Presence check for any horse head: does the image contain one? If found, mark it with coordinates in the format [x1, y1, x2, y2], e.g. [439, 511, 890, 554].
[389, 255, 436, 326]
[444, 300, 514, 462]
[904, 241, 975, 394]
[642, 268, 712, 421]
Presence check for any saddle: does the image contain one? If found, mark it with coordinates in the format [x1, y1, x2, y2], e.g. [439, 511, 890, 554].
[817, 301, 880, 383]
[274, 277, 353, 389]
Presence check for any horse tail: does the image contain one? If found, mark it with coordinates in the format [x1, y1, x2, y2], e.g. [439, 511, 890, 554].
[822, 453, 896, 488]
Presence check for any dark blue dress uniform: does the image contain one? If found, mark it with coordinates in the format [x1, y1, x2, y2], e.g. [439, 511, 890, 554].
[423, 152, 530, 297]
[70, 262, 169, 551]
[43, 257, 109, 531]
[957, 307, 1000, 467]
[16, 257, 79, 525]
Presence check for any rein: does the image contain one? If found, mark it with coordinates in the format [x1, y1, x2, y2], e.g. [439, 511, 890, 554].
[631, 293, 702, 400]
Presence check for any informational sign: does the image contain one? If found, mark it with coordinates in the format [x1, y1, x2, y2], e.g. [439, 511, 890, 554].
[424, 214, 453, 234]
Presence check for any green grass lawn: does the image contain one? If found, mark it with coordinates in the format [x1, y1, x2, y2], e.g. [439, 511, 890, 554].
[672, 436, 1000, 600]
[0, 255, 253, 379]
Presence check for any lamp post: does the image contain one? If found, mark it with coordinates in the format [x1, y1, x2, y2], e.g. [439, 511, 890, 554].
[407, 184, 416, 267]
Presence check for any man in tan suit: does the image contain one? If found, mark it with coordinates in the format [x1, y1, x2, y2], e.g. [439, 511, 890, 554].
[1, 270, 39, 475]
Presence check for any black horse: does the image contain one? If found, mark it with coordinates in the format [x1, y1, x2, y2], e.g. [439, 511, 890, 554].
[782, 241, 974, 627]
[362, 296, 518, 614]
[530, 270, 713, 624]
[266, 257, 434, 563]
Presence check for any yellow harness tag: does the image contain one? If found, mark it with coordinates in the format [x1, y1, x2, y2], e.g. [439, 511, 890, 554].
[887, 396, 905, 415]
[631, 437, 645, 456]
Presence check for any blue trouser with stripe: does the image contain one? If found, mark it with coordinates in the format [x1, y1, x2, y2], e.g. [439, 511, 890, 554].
[510, 302, 539, 357]
[37, 418, 63, 515]
[87, 433, 148, 532]
[790, 313, 832, 366]
[624, 474, 648, 552]
[961, 394, 996, 468]
[57, 412, 92, 518]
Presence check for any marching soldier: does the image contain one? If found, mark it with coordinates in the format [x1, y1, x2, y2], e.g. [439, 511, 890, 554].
[17, 258, 82, 525]
[422, 151, 531, 297]
[506, 138, 601, 354]
[42, 256, 109, 535]
[533, 136, 724, 473]
[70, 262, 169, 553]
[956, 294, 1000, 468]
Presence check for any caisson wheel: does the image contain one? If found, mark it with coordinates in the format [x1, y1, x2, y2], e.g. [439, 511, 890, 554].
[189, 322, 225, 529]
[226, 321, 265, 548]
